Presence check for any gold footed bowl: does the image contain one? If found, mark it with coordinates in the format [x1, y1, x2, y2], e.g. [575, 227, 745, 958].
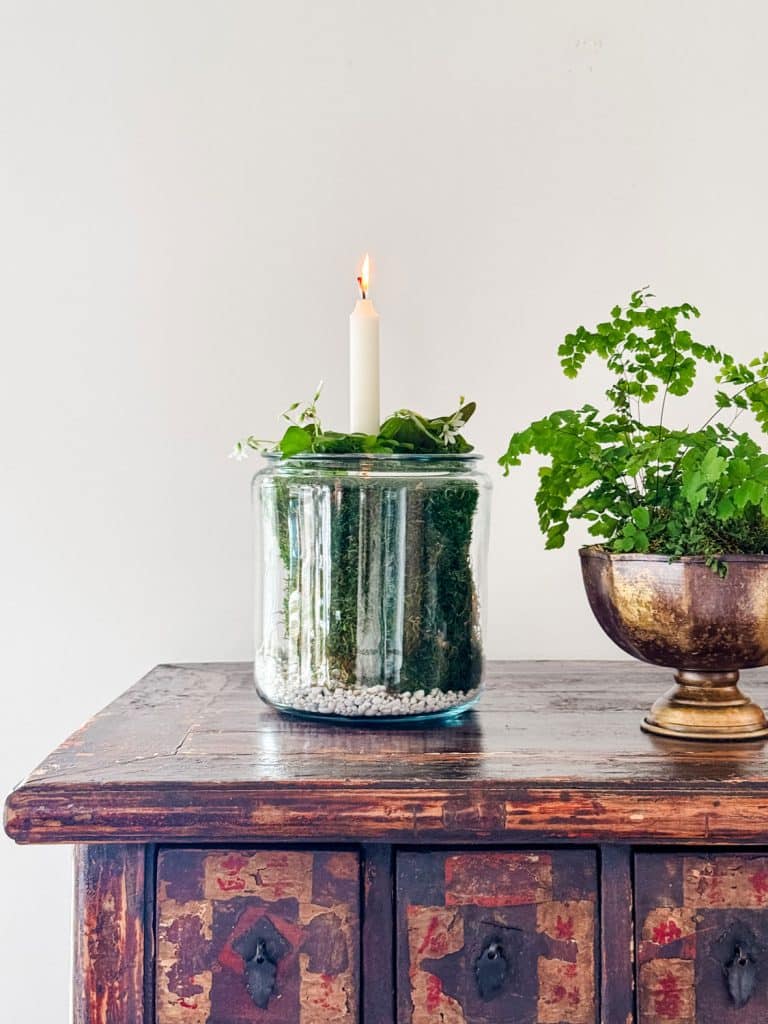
[580, 549, 768, 741]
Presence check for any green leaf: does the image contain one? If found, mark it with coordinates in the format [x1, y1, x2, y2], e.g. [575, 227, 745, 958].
[279, 425, 313, 457]
[717, 496, 735, 519]
[682, 469, 705, 509]
[499, 289, 768, 567]
[239, 391, 479, 463]
[631, 507, 650, 529]
[700, 445, 726, 483]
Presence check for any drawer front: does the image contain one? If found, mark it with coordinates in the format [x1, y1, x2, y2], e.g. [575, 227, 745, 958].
[636, 852, 768, 1023]
[396, 850, 598, 1024]
[156, 849, 359, 1024]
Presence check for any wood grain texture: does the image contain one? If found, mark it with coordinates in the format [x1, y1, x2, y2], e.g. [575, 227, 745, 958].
[7, 661, 768, 844]
[600, 846, 635, 1024]
[396, 849, 598, 1024]
[362, 845, 395, 1024]
[73, 844, 147, 1024]
[155, 848, 360, 1024]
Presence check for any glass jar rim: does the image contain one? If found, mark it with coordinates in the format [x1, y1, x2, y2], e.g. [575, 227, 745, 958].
[261, 450, 484, 463]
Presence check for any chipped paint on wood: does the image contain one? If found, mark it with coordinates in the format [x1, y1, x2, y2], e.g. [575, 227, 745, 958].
[538, 959, 589, 1024]
[298, 953, 354, 1024]
[637, 908, 697, 965]
[156, 898, 213, 1023]
[156, 848, 359, 1024]
[399, 850, 597, 1024]
[324, 852, 359, 882]
[641, 908, 696, 946]
[445, 852, 553, 907]
[407, 905, 464, 963]
[73, 845, 145, 1024]
[409, 970, 466, 1024]
[537, 900, 595, 1024]
[406, 905, 466, 1024]
[638, 959, 695, 1024]
[203, 850, 314, 902]
[683, 855, 768, 909]
[636, 853, 768, 1022]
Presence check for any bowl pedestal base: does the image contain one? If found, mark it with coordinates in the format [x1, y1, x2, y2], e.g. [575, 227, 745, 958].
[642, 670, 768, 741]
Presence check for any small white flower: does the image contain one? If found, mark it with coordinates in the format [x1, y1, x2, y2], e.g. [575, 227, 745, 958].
[228, 442, 247, 461]
[441, 413, 465, 446]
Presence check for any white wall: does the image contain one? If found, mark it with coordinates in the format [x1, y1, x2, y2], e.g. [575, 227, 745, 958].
[3, 0, 768, 1017]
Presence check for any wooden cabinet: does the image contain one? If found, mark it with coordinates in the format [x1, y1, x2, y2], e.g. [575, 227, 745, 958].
[636, 853, 768, 1024]
[8, 661, 768, 1023]
[397, 850, 598, 1024]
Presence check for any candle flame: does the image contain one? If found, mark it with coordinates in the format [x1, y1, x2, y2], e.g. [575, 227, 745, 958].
[357, 253, 370, 299]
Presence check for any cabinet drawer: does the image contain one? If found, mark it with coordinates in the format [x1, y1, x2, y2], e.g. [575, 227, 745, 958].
[155, 848, 360, 1024]
[396, 850, 598, 1024]
[636, 852, 768, 1023]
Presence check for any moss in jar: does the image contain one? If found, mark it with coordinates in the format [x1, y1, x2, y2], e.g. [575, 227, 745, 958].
[270, 472, 481, 694]
[242, 393, 483, 697]
[398, 479, 482, 693]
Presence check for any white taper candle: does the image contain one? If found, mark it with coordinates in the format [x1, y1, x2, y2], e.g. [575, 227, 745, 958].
[349, 254, 380, 434]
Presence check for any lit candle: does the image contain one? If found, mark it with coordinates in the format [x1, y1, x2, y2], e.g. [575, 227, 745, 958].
[349, 253, 380, 434]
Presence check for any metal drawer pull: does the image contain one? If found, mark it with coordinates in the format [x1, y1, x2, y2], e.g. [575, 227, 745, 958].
[241, 938, 278, 1009]
[725, 944, 756, 1008]
[475, 940, 507, 1000]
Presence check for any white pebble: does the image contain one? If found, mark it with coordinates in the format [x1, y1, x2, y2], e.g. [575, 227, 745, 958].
[266, 672, 479, 720]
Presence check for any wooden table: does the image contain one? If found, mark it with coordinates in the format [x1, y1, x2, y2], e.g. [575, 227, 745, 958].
[6, 660, 768, 1023]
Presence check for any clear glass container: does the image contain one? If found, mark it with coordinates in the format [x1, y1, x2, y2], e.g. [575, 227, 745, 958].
[253, 453, 492, 722]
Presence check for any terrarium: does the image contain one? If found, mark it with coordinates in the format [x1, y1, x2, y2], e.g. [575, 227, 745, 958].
[252, 451, 491, 721]
[231, 255, 492, 722]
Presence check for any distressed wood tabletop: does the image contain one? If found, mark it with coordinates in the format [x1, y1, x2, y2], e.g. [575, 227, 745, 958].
[5, 661, 768, 845]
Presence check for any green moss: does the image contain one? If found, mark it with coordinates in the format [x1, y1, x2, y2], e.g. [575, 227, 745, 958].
[326, 483, 361, 682]
[399, 481, 482, 693]
[266, 471, 482, 695]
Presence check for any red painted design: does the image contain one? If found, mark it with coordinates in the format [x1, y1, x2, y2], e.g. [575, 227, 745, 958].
[219, 853, 248, 874]
[178, 999, 198, 1010]
[425, 974, 443, 1013]
[417, 915, 445, 957]
[653, 971, 682, 1018]
[555, 915, 574, 939]
[551, 983, 581, 1006]
[695, 870, 724, 905]
[215, 876, 246, 892]
[751, 869, 768, 902]
[311, 974, 339, 1012]
[652, 920, 682, 945]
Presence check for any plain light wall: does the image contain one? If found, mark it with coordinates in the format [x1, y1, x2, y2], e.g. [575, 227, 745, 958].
[3, 0, 768, 1017]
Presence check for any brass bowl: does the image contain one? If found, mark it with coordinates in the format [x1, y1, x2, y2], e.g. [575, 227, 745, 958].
[580, 548, 768, 741]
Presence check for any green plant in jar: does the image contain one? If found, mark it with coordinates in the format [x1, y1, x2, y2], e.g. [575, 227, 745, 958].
[236, 391, 489, 719]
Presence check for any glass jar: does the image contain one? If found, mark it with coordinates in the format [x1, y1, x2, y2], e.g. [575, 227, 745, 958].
[253, 453, 491, 722]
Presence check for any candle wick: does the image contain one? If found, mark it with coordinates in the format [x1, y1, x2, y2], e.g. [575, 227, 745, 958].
[357, 276, 366, 300]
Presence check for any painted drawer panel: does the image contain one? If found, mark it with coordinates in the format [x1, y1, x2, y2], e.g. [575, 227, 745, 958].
[155, 848, 359, 1024]
[396, 849, 598, 1024]
[636, 852, 768, 1024]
